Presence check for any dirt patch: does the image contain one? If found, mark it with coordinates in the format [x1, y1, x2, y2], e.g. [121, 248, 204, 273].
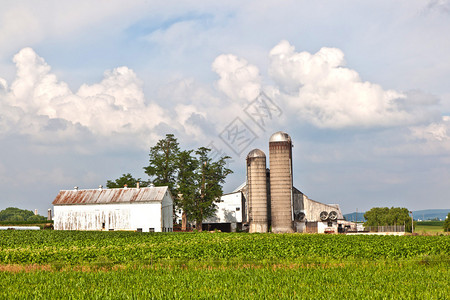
[0, 264, 52, 273]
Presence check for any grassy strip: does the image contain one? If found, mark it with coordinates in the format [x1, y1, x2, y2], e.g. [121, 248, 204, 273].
[1, 262, 448, 299]
[416, 221, 444, 227]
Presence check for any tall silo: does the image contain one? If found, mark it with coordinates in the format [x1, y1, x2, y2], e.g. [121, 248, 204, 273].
[246, 149, 268, 233]
[269, 131, 294, 233]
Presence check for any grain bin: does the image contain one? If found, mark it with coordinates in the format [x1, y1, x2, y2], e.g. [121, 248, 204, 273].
[269, 131, 294, 233]
[246, 149, 269, 233]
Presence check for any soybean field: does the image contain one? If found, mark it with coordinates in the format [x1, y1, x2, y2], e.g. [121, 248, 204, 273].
[0, 231, 449, 299]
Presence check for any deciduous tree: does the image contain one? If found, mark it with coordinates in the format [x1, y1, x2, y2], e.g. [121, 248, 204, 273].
[364, 207, 413, 232]
[444, 213, 450, 232]
[183, 147, 232, 230]
[143, 135, 233, 230]
[144, 134, 180, 197]
[106, 173, 147, 188]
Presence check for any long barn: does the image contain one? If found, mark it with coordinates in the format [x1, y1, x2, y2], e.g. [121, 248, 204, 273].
[52, 186, 173, 232]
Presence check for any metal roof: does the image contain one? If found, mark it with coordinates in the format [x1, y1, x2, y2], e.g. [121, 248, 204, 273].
[247, 149, 266, 158]
[269, 131, 291, 143]
[52, 186, 169, 205]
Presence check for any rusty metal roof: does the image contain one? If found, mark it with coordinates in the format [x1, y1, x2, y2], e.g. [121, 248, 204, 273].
[52, 186, 169, 205]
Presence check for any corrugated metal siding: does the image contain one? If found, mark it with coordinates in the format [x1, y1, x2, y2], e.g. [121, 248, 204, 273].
[52, 187, 168, 205]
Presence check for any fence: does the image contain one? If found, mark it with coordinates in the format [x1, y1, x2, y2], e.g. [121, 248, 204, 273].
[365, 225, 405, 232]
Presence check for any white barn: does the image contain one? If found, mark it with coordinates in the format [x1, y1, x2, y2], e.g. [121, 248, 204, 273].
[203, 191, 246, 232]
[52, 186, 173, 232]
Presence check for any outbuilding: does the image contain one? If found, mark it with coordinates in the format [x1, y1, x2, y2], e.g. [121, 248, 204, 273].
[52, 186, 173, 232]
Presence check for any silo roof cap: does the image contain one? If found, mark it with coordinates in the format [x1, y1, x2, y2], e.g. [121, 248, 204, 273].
[269, 131, 291, 143]
[247, 149, 266, 158]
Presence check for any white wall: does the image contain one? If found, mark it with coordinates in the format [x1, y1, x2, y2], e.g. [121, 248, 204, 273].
[317, 221, 338, 233]
[161, 193, 173, 231]
[54, 202, 167, 232]
[204, 192, 243, 224]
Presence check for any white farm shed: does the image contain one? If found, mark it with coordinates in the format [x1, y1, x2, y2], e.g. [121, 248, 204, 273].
[52, 186, 173, 232]
[203, 191, 245, 232]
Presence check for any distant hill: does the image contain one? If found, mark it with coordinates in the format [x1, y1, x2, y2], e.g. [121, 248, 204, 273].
[412, 209, 449, 221]
[344, 209, 449, 222]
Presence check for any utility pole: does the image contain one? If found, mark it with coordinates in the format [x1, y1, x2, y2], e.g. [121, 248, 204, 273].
[409, 211, 414, 234]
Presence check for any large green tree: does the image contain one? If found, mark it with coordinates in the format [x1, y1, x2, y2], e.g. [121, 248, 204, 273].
[143, 134, 180, 197]
[144, 135, 233, 230]
[180, 147, 233, 230]
[364, 207, 413, 232]
[106, 173, 148, 189]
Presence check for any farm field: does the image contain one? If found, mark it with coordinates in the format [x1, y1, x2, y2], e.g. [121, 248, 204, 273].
[415, 221, 445, 234]
[0, 231, 449, 299]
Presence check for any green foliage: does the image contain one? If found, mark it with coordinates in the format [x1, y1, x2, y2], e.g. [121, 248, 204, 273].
[444, 213, 450, 232]
[0, 231, 448, 265]
[364, 207, 413, 232]
[106, 173, 148, 189]
[143, 134, 232, 227]
[0, 207, 46, 222]
[182, 147, 232, 229]
[0, 232, 448, 299]
[0, 232, 449, 299]
[417, 220, 445, 227]
[0, 262, 448, 299]
[143, 134, 180, 197]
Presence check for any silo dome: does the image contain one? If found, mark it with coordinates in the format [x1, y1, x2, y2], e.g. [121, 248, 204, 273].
[269, 131, 291, 143]
[247, 149, 266, 159]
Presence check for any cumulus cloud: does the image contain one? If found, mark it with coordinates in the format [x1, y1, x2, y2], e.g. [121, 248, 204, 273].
[0, 47, 172, 147]
[268, 40, 438, 129]
[410, 116, 450, 142]
[212, 54, 261, 102]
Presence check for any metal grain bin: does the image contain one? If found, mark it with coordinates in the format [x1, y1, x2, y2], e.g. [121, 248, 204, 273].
[246, 149, 269, 233]
[269, 131, 294, 233]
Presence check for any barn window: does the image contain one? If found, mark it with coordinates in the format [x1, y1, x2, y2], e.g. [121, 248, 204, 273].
[137, 228, 142, 232]
[149, 228, 155, 232]
[109, 229, 114, 231]
[102, 222, 105, 229]
[236, 207, 240, 211]
[327, 221, 333, 227]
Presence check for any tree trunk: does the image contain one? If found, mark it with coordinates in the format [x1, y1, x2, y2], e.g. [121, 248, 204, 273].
[181, 211, 187, 231]
[196, 219, 202, 232]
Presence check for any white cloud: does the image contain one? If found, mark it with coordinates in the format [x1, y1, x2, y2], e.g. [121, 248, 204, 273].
[268, 40, 438, 129]
[212, 54, 261, 102]
[1, 47, 171, 146]
[410, 116, 450, 142]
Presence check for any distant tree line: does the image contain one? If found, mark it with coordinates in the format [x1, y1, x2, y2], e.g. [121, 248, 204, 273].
[107, 134, 233, 230]
[364, 207, 414, 232]
[0, 207, 47, 222]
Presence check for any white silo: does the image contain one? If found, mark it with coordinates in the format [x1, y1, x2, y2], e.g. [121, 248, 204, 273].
[246, 149, 269, 233]
[269, 131, 294, 233]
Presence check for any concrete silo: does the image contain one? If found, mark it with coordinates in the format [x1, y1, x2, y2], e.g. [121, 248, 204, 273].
[246, 149, 269, 233]
[269, 131, 294, 233]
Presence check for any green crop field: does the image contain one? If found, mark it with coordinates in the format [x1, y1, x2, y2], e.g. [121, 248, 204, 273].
[415, 221, 445, 234]
[0, 231, 449, 299]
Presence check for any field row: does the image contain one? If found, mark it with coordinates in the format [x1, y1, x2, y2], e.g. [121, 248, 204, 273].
[0, 231, 449, 265]
[1, 262, 448, 299]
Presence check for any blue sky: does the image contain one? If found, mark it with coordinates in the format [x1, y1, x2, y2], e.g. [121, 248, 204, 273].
[1, 0, 450, 215]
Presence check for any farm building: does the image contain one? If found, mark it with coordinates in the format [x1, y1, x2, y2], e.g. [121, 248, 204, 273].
[52, 186, 173, 232]
[206, 131, 344, 233]
[202, 190, 246, 232]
